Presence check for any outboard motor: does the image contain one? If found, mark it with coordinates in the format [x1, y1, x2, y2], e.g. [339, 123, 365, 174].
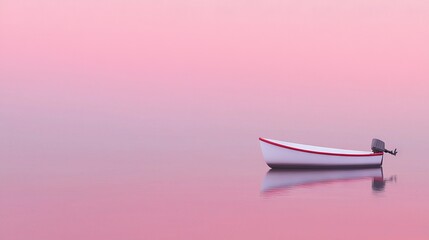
[371, 138, 397, 156]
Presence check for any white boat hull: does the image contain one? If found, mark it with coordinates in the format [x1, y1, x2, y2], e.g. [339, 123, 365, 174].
[260, 138, 383, 168]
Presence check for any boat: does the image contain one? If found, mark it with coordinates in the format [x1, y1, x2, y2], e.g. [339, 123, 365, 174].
[261, 168, 385, 195]
[259, 137, 396, 168]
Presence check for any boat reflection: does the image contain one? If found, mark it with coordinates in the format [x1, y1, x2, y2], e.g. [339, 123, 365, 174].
[262, 168, 395, 195]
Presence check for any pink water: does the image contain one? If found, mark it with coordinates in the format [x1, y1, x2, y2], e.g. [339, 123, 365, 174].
[1, 0, 429, 239]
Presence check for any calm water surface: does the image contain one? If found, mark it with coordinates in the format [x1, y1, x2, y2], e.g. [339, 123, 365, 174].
[1, 0, 429, 239]
[1, 134, 429, 239]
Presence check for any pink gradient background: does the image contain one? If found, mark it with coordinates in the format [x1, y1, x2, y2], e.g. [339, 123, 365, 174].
[1, 0, 429, 239]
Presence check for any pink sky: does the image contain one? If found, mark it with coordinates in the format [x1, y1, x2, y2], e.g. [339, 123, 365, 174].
[1, 0, 428, 161]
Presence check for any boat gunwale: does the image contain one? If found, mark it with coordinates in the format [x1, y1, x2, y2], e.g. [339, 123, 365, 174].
[259, 137, 384, 157]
